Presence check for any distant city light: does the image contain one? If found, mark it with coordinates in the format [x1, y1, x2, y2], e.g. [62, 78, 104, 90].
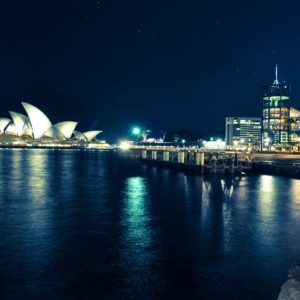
[119, 141, 131, 150]
[203, 139, 226, 149]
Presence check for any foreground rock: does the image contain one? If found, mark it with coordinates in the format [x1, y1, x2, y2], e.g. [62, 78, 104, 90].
[278, 260, 300, 300]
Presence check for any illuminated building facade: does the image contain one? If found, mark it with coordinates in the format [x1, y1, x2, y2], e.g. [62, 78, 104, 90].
[262, 66, 291, 148]
[0, 102, 102, 142]
[289, 107, 300, 144]
[225, 117, 261, 148]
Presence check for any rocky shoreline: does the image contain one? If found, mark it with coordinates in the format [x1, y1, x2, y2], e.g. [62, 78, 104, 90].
[278, 260, 300, 299]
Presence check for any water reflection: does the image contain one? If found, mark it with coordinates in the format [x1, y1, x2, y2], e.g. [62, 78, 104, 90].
[27, 151, 49, 203]
[9, 150, 25, 199]
[290, 179, 300, 204]
[120, 176, 154, 296]
[0, 151, 300, 299]
[122, 176, 151, 255]
[258, 175, 276, 220]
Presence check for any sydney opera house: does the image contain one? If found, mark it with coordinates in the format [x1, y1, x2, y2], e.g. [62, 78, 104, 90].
[0, 102, 103, 147]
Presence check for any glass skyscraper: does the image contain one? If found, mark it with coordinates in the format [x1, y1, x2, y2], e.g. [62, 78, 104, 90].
[262, 66, 291, 148]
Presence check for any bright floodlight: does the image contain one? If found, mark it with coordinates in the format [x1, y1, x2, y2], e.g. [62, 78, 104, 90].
[119, 141, 131, 150]
[132, 127, 141, 135]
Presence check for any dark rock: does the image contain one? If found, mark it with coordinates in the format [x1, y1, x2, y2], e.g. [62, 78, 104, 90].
[278, 259, 300, 300]
[278, 279, 300, 300]
[288, 260, 300, 280]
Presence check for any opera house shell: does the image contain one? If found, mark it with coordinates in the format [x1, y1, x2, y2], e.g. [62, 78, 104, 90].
[0, 102, 102, 142]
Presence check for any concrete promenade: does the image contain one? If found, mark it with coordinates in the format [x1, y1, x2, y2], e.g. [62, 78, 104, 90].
[252, 153, 300, 177]
[253, 153, 300, 164]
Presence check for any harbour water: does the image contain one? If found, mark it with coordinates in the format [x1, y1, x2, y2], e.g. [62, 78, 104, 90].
[0, 149, 300, 299]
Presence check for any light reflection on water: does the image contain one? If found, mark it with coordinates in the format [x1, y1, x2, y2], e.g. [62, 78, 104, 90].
[0, 150, 300, 299]
[118, 176, 160, 297]
[122, 176, 152, 253]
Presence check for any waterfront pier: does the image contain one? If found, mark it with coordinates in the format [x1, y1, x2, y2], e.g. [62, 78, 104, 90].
[120, 147, 300, 178]
[139, 148, 252, 174]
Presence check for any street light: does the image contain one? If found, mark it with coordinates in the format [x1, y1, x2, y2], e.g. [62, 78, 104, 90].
[132, 127, 141, 135]
[264, 137, 271, 152]
[119, 141, 131, 150]
[216, 138, 222, 151]
[233, 140, 238, 150]
[132, 127, 142, 144]
[264, 137, 271, 144]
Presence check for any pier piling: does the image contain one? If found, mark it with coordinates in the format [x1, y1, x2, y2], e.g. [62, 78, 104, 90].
[138, 147, 252, 175]
[151, 150, 157, 160]
[178, 151, 185, 164]
[163, 151, 170, 161]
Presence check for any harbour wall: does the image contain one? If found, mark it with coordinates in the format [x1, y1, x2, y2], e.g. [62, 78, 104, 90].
[252, 161, 300, 178]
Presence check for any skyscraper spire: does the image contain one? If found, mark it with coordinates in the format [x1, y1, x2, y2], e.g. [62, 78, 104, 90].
[274, 64, 279, 85]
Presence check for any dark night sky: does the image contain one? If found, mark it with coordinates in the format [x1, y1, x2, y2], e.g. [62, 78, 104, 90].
[1, 0, 300, 139]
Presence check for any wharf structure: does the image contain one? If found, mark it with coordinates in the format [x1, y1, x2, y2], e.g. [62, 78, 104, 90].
[121, 145, 300, 178]
[136, 147, 253, 174]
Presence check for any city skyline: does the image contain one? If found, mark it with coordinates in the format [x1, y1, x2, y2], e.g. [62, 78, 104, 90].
[2, 1, 300, 138]
[2, 2, 300, 299]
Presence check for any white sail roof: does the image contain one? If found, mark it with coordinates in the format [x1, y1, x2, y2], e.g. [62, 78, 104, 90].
[1, 102, 102, 142]
[53, 122, 78, 139]
[9, 111, 32, 137]
[5, 123, 18, 135]
[73, 131, 87, 141]
[44, 127, 66, 140]
[0, 117, 11, 132]
[83, 130, 102, 142]
[22, 102, 52, 139]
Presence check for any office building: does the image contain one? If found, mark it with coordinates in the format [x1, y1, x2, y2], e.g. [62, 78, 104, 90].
[225, 117, 261, 148]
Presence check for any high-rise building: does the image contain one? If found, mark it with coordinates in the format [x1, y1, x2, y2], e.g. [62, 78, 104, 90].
[261, 65, 291, 148]
[225, 117, 261, 148]
[290, 107, 300, 144]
